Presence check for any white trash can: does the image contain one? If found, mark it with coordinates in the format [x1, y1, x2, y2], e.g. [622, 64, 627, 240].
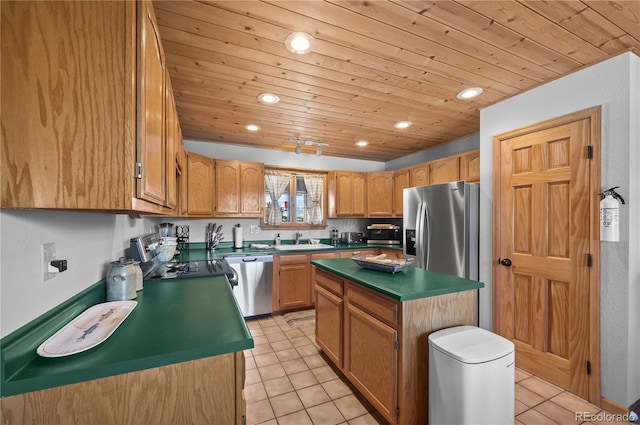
[428, 326, 515, 425]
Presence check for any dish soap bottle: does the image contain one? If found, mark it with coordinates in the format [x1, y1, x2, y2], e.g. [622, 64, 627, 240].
[275, 233, 281, 246]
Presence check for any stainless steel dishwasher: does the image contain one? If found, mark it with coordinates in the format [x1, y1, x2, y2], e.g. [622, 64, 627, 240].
[226, 255, 273, 318]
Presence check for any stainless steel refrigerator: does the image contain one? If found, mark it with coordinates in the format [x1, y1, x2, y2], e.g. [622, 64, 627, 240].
[403, 181, 479, 280]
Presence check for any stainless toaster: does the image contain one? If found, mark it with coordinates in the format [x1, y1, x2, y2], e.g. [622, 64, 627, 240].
[341, 232, 364, 244]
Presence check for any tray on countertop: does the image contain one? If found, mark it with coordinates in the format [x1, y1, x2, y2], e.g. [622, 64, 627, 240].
[352, 255, 413, 274]
[37, 301, 137, 358]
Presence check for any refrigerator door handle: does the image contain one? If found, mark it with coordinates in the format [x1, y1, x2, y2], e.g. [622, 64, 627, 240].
[415, 202, 424, 269]
[424, 202, 431, 270]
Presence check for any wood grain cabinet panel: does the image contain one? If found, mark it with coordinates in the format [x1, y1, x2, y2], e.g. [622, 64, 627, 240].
[328, 171, 367, 217]
[393, 168, 410, 216]
[367, 171, 394, 217]
[214, 160, 264, 217]
[1, 353, 246, 425]
[274, 254, 311, 311]
[409, 163, 430, 187]
[183, 152, 214, 217]
[0, 1, 177, 213]
[460, 149, 480, 182]
[429, 156, 460, 185]
[315, 284, 344, 368]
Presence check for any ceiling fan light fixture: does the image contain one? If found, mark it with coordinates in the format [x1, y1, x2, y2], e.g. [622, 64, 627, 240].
[394, 121, 412, 129]
[316, 146, 322, 156]
[284, 32, 316, 54]
[244, 124, 260, 131]
[355, 140, 369, 147]
[456, 87, 483, 99]
[295, 143, 301, 154]
[258, 93, 280, 104]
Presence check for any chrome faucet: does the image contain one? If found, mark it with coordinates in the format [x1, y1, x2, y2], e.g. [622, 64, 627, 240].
[295, 232, 303, 244]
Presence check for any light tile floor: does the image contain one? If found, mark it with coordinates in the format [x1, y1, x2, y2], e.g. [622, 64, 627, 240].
[245, 314, 628, 425]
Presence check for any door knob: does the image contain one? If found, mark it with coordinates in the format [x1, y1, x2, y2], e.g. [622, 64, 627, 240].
[499, 258, 512, 267]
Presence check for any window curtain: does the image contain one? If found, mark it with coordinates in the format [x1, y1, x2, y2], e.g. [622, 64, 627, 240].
[265, 171, 291, 225]
[303, 174, 324, 224]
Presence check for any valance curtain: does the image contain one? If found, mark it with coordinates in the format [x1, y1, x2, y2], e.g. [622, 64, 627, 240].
[265, 171, 291, 225]
[303, 174, 324, 224]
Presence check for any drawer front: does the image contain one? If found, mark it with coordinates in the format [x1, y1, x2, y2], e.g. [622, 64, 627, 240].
[346, 282, 399, 328]
[315, 269, 344, 296]
[278, 253, 308, 264]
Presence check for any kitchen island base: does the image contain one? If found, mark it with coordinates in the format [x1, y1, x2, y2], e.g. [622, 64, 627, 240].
[314, 266, 480, 425]
[1, 352, 245, 425]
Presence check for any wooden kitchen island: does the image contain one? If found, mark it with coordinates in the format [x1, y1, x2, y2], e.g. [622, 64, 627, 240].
[311, 259, 484, 425]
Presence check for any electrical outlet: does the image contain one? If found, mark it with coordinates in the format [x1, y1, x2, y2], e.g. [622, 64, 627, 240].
[250, 225, 260, 234]
[42, 243, 56, 281]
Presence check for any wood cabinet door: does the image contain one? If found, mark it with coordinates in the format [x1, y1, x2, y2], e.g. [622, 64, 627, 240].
[429, 156, 460, 185]
[240, 162, 264, 216]
[460, 149, 480, 182]
[185, 152, 213, 216]
[315, 284, 344, 368]
[215, 160, 241, 215]
[335, 171, 353, 216]
[137, 0, 167, 206]
[392, 168, 410, 217]
[276, 255, 311, 310]
[367, 172, 393, 217]
[409, 164, 429, 187]
[352, 172, 367, 216]
[345, 303, 398, 424]
[165, 77, 178, 210]
[310, 252, 339, 306]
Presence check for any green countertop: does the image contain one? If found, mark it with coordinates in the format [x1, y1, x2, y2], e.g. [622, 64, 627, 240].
[1, 276, 253, 397]
[176, 242, 400, 260]
[311, 258, 484, 301]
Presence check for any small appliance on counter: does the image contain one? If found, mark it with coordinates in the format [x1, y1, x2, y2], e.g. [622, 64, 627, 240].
[106, 258, 138, 301]
[129, 233, 233, 281]
[366, 224, 401, 245]
[330, 227, 340, 246]
[341, 232, 364, 245]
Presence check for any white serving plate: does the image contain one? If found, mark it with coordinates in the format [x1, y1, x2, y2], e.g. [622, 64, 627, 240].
[37, 301, 137, 358]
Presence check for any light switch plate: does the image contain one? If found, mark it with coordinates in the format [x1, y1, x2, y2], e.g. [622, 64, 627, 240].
[250, 225, 260, 234]
[42, 243, 56, 281]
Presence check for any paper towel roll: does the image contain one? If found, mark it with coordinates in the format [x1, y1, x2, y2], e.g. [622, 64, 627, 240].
[233, 226, 243, 249]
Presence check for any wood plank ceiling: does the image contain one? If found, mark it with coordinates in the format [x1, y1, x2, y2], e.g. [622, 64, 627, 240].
[154, 1, 640, 161]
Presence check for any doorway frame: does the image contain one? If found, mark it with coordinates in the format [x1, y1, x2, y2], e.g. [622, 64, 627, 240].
[491, 106, 601, 404]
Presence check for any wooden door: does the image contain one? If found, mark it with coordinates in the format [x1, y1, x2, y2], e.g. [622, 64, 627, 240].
[367, 172, 393, 217]
[429, 156, 460, 184]
[137, 0, 166, 206]
[393, 168, 410, 216]
[352, 173, 367, 216]
[215, 160, 240, 215]
[315, 284, 344, 368]
[410, 163, 430, 187]
[276, 255, 311, 310]
[345, 303, 398, 424]
[493, 108, 600, 402]
[165, 77, 178, 210]
[335, 171, 353, 216]
[185, 152, 213, 216]
[240, 162, 263, 216]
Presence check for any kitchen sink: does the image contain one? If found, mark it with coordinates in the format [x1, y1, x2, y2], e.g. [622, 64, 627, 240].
[274, 243, 335, 251]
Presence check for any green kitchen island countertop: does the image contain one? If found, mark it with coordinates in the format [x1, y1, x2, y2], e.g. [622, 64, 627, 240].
[0, 276, 253, 397]
[311, 258, 484, 301]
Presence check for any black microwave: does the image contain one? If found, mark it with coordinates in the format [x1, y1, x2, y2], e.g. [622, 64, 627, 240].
[366, 224, 401, 245]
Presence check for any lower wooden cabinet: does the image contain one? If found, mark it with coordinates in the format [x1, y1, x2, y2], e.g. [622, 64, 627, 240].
[274, 254, 311, 311]
[313, 268, 477, 425]
[1, 352, 246, 425]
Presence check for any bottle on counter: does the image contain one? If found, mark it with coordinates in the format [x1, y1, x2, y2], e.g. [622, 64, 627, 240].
[275, 233, 281, 246]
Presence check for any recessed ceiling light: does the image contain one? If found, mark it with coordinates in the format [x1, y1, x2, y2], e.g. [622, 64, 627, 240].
[258, 93, 280, 104]
[394, 121, 412, 129]
[355, 141, 369, 147]
[284, 32, 316, 54]
[456, 87, 483, 99]
[244, 124, 260, 132]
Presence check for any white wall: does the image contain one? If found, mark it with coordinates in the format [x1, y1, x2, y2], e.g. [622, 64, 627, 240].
[385, 133, 479, 171]
[185, 140, 386, 172]
[479, 52, 639, 407]
[0, 210, 151, 337]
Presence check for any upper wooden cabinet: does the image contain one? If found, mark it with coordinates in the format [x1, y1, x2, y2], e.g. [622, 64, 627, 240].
[214, 160, 264, 217]
[165, 77, 180, 212]
[429, 155, 460, 185]
[327, 171, 366, 217]
[182, 152, 214, 217]
[367, 172, 394, 217]
[1, 1, 175, 213]
[393, 168, 410, 217]
[460, 149, 480, 183]
[409, 163, 430, 188]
